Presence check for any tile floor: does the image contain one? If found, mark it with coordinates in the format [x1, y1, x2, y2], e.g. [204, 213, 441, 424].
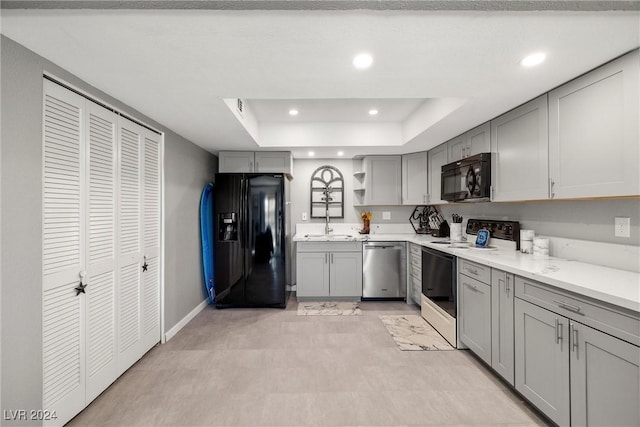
[68, 296, 550, 426]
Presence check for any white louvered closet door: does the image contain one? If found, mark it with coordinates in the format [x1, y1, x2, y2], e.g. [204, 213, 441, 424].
[141, 131, 161, 352]
[42, 80, 86, 426]
[84, 102, 119, 402]
[117, 117, 145, 373]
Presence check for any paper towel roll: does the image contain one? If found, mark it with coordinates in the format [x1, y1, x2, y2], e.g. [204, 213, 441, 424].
[520, 240, 533, 254]
[520, 229, 535, 254]
[520, 229, 535, 241]
[533, 237, 549, 256]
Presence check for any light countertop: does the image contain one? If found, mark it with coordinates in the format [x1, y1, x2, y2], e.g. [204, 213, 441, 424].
[293, 232, 640, 313]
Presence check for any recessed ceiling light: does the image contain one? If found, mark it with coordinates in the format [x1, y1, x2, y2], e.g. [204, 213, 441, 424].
[353, 53, 373, 69]
[337, 151, 344, 156]
[520, 52, 546, 67]
[369, 109, 379, 116]
[289, 109, 299, 116]
[308, 151, 315, 157]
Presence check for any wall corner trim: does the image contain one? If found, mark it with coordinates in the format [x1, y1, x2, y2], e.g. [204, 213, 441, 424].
[164, 299, 209, 342]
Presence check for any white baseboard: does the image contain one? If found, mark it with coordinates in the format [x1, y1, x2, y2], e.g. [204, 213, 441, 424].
[164, 298, 209, 342]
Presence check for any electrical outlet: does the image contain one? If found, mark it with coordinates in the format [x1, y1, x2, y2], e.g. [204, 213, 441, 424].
[302, 212, 308, 221]
[614, 217, 631, 238]
[383, 211, 391, 220]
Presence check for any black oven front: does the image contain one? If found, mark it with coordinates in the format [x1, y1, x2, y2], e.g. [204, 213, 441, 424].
[421, 247, 457, 318]
[441, 152, 491, 202]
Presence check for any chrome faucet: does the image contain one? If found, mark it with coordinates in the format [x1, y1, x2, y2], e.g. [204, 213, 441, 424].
[325, 209, 333, 234]
[323, 186, 333, 235]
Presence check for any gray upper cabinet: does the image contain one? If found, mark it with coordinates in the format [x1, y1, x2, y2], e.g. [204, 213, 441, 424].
[447, 134, 467, 163]
[570, 322, 640, 427]
[401, 151, 428, 205]
[427, 143, 448, 204]
[363, 156, 402, 205]
[448, 122, 491, 162]
[218, 151, 256, 173]
[219, 151, 292, 173]
[491, 270, 514, 386]
[549, 50, 639, 199]
[491, 95, 549, 201]
[255, 151, 292, 173]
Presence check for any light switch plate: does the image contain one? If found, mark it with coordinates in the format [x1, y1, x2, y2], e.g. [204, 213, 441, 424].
[614, 217, 631, 238]
[383, 211, 391, 220]
[302, 212, 308, 221]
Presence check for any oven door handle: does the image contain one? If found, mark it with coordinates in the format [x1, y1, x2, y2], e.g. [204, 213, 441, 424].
[422, 248, 455, 261]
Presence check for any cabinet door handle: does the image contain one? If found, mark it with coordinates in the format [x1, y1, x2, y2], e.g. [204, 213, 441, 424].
[549, 178, 555, 198]
[325, 253, 328, 264]
[555, 318, 563, 344]
[571, 323, 579, 357]
[331, 253, 334, 264]
[553, 300, 582, 314]
[466, 282, 478, 292]
[467, 267, 478, 276]
[505, 276, 510, 295]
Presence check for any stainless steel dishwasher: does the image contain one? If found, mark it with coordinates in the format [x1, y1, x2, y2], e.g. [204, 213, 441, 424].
[362, 241, 407, 300]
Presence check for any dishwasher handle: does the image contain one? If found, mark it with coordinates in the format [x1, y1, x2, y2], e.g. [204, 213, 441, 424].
[363, 242, 404, 250]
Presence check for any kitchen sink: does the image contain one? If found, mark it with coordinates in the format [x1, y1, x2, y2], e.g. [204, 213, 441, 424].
[304, 234, 356, 241]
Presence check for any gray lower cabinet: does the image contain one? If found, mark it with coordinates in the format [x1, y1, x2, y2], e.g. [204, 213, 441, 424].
[407, 243, 422, 306]
[515, 294, 640, 427]
[570, 322, 640, 427]
[329, 252, 363, 297]
[296, 252, 330, 297]
[491, 270, 514, 385]
[515, 298, 571, 426]
[296, 242, 362, 298]
[459, 274, 492, 365]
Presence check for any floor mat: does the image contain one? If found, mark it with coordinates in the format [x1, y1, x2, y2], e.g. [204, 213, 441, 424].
[297, 301, 362, 316]
[379, 314, 454, 350]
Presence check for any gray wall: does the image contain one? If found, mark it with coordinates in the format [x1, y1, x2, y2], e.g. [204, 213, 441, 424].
[0, 35, 216, 423]
[164, 135, 217, 330]
[291, 159, 639, 245]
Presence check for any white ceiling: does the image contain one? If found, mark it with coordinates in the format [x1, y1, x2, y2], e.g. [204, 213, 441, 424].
[247, 99, 427, 122]
[1, 6, 639, 159]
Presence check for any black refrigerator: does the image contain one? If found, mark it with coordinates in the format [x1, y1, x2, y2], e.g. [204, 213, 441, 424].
[214, 173, 287, 308]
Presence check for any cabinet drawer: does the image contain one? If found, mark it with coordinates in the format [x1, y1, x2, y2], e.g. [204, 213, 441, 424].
[409, 243, 422, 257]
[297, 241, 362, 253]
[515, 276, 640, 346]
[409, 264, 422, 278]
[459, 259, 491, 284]
[409, 253, 421, 270]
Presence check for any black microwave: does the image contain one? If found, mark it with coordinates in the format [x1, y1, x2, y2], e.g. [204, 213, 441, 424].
[441, 152, 491, 202]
